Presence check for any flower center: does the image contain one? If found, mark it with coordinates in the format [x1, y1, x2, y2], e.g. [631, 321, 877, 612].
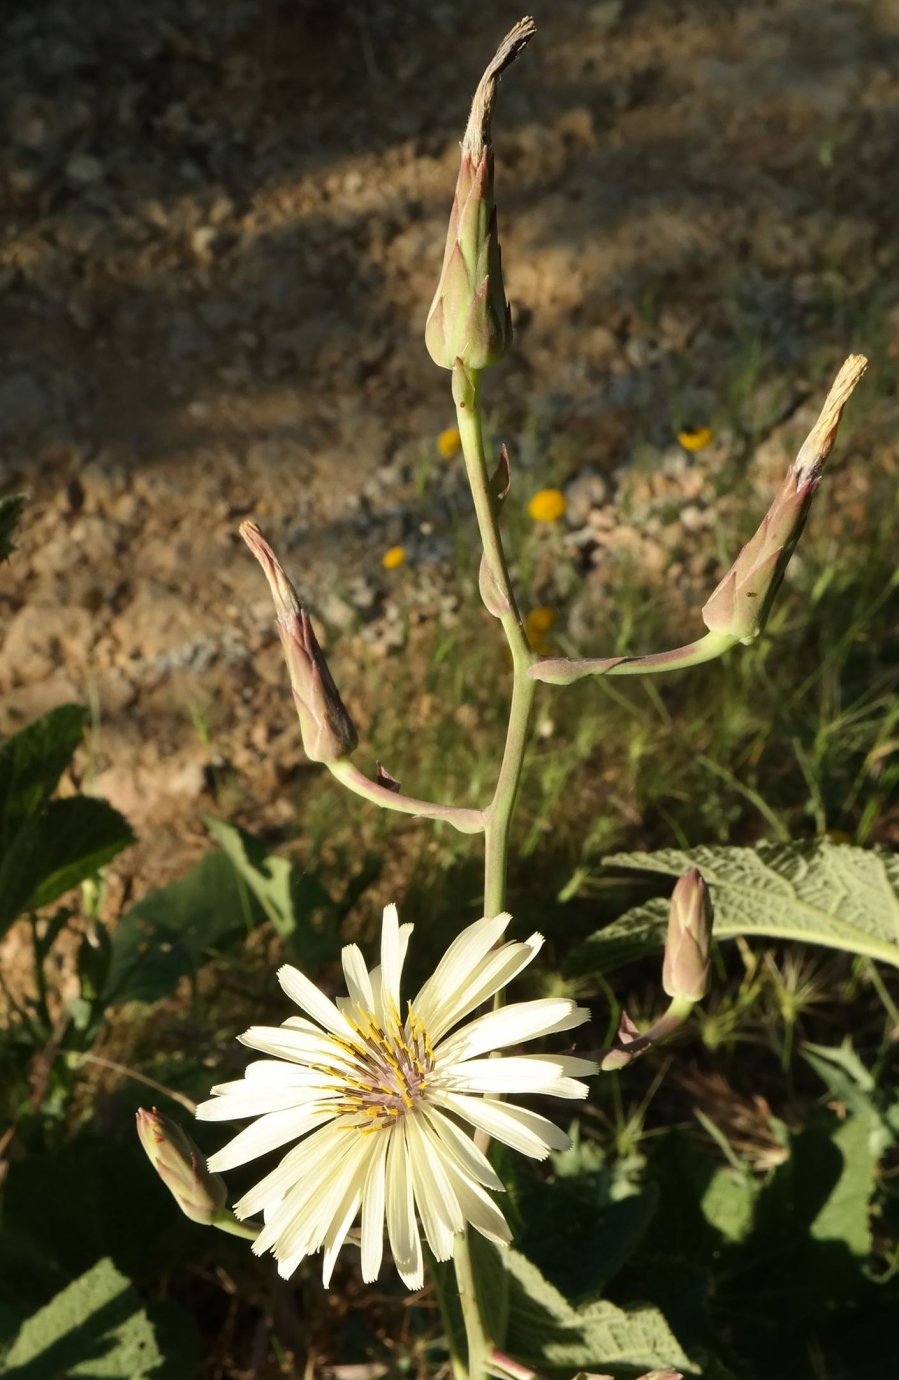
[333, 1004, 436, 1131]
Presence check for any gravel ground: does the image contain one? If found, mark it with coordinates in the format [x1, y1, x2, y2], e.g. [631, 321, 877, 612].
[1, 0, 897, 895]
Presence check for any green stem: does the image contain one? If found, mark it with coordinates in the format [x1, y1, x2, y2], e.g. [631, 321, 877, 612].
[453, 363, 538, 1378]
[453, 1231, 490, 1380]
[483, 663, 536, 916]
[529, 630, 738, 685]
[328, 759, 484, 834]
[453, 362, 537, 919]
[212, 1209, 261, 1241]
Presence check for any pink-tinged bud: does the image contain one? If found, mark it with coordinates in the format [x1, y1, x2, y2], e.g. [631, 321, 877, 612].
[662, 869, 713, 1003]
[702, 354, 866, 644]
[425, 18, 535, 371]
[136, 1107, 227, 1226]
[240, 522, 358, 763]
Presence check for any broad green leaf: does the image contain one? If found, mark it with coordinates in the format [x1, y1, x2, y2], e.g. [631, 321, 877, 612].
[104, 851, 262, 1005]
[204, 815, 297, 935]
[0, 704, 87, 851]
[512, 1133, 657, 1303]
[0, 493, 25, 565]
[570, 842, 899, 976]
[500, 1245, 691, 1372]
[0, 1232, 67, 1347]
[204, 814, 337, 965]
[809, 1112, 877, 1257]
[700, 1167, 755, 1245]
[3, 1257, 163, 1377]
[0, 796, 134, 934]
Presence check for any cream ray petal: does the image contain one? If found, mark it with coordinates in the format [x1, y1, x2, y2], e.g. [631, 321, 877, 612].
[360, 1129, 391, 1283]
[437, 1054, 592, 1097]
[321, 1176, 365, 1288]
[405, 1114, 463, 1260]
[437, 1093, 570, 1159]
[207, 1104, 339, 1173]
[385, 1121, 423, 1290]
[255, 1129, 365, 1259]
[277, 965, 354, 1039]
[238, 1025, 356, 1069]
[379, 903, 404, 1024]
[421, 1106, 503, 1191]
[282, 1015, 326, 1033]
[283, 1133, 374, 1281]
[243, 1058, 334, 1084]
[235, 1116, 354, 1220]
[437, 999, 589, 1064]
[425, 935, 544, 1043]
[413, 913, 512, 1028]
[340, 943, 375, 1012]
[197, 1085, 335, 1121]
[429, 1136, 511, 1246]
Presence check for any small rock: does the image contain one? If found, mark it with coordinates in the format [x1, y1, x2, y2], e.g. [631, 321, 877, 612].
[65, 153, 104, 186]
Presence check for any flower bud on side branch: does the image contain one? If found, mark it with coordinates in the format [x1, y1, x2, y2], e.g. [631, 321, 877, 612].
[598, 869, 713, 1071]
[530, 354, 867, 686]
[240, 521, 358, 764]
[702, 353, 867, 644]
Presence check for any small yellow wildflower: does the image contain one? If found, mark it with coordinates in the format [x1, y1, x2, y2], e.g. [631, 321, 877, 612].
[381, 545, 406, 571]
[525, 605, 556, 654]
[527, 488, 567, 523]
[436, 426, 462, 459]
[677, 425, 714, 453]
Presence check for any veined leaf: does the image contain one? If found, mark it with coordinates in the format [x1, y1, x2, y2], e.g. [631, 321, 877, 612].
[475, 1243, 690, 1373]
[568, 842, 899, 976]
[104, 851, 263, 1005]
[3, 1257, 164, 1377]
[0, 796, 134, 934]
[0, 703, 87, 852]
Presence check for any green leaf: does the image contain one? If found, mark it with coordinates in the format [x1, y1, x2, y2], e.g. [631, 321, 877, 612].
[809, 1112, 877, 1257]
[0, 704, 87, 852]
[571, 842, 899, 976]
[500, 1245, 691, 1373]
[204, 814, 337, 966]
[0, 493, 26, 565]
[3, 1257, 164, 1377]
[512, 1135, 658, 1303]
[0, 797, 134, 934]
[204, 815, 298, 936]
[104, 851, 263, 1005]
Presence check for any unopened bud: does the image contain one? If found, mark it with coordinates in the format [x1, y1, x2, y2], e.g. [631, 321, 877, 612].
[425, 19, 535, 371]
[702, 354, 866, 644]
[136, 1107, 227, 1226]
[662, 869, 713, 1003]
[240, 522, 358, 763]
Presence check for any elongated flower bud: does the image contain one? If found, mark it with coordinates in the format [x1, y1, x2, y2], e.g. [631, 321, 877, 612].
[702, 354, 867, 644]
[136, 1107, 227, 1226]
[425, 18, 535, 371]
[240, 521, 358, 763]
[662, 869, 713, 1003]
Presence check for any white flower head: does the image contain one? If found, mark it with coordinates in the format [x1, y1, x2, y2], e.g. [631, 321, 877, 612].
[196, 905, 595, 1289]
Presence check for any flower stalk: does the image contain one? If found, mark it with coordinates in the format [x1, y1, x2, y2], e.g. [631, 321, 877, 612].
[185, 15, 869, 1380]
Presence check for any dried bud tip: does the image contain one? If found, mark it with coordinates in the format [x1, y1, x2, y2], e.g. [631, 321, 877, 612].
[463, 17, 536, 157]
[239, 520, 301, 623]
[490, 444, 512, 505]
[793, 353, 867, 485]
[376, 761, 402, 793]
